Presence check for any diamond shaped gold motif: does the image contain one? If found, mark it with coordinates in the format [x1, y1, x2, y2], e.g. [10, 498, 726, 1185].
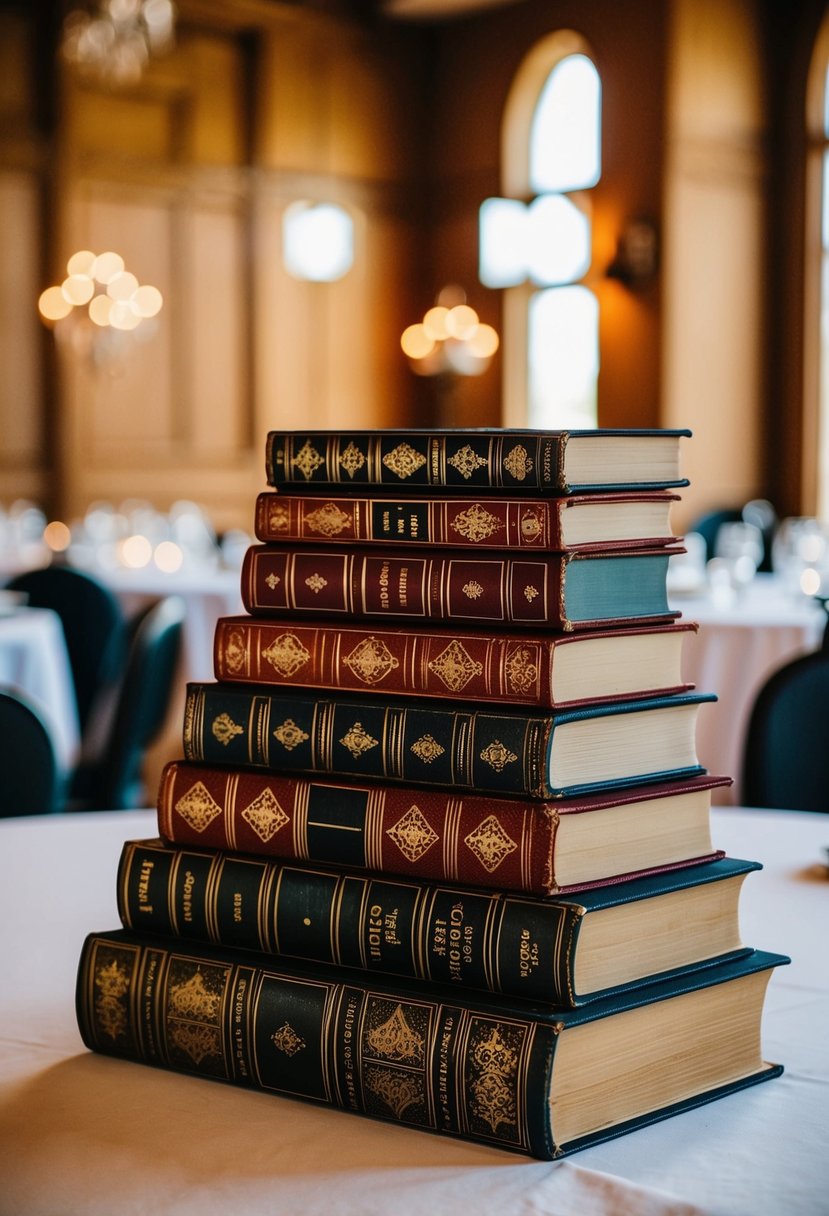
[524, 585, 539, 602]
[222, 628, 247, 674]
[273, 718, 309, 750]
[266, 573, 281, 590]
[342, 636, 399, 685]
[272, 1022, 306, 1056]
[291, 439, 325, 480]
[464, 815, 518, 873]
[448, 445, 488, 479]
[267, 502, 290, 531]
[339, 721, 378, 757]
[463, 580, 483, 599]
[449, 502, 502, 542]
[262, 632, 311, 678]
[212, 713, 244, 747]
[382, 442, 426, 480]
[303, 502, 351, 537]
[174, 781, 224, 832]
[428, 639, 483, 693]
[386, 805, 439, 862]
[305, 573, 327, 593]
[410, 733, 445, 763]
[479, 739, 518, 771]
[339, 442, 366, 477]
[241, 788, 289, 842]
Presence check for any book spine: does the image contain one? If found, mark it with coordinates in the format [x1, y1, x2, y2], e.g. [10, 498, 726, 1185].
[76, 930, 557, 1157]
[118, 840, 581, 1005]
[265, 431, 562, 493]
[254, 492, 565, 549]
[214, 617, 557, 708]
[156, 762, 559, 895]
[240, 545, 567, 628]
[182, 684, 554, 798]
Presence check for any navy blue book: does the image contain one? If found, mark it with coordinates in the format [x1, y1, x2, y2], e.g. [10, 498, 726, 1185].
[183, 684, 715, 799]
[117, 843, 758, 1006]
[76, 935, 787, 1160]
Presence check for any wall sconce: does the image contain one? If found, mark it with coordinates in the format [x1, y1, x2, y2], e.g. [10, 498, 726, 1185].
[606, 219, 659, 289]
[283, 202, 354, 282]
[61, 0, 177, 88]
[401, 286, 499, 377]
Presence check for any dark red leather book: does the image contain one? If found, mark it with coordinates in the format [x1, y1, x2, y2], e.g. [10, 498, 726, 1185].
[156, 763, 730, 896]
[253, 489, 680, 551]
[239, 542, 683, 630]
[213, 616, 697, 709]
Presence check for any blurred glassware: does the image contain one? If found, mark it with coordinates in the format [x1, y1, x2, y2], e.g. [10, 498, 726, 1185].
[218, 529, 251, 570]
[771, 517, 829, 597]
[714, 521, 764, 583]
[667, 531, 707, 597]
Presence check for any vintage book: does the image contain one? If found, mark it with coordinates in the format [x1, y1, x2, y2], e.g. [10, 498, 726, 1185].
[76, 933, 786, 1159]
[213, 617, 697, 710]
[118, 843, 758, 1007]
[253, 489, 680, 551]
[239, 543, 683, 631]
[182, 684, 714, 799]
[157, 764, 730, 896]
[264, 428, 692, 495]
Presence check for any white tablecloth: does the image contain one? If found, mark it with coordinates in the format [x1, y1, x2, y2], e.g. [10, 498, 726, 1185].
[672, 576, 826, 802]
[0, 606, 81, 775]
[0, 804, 826, 1215]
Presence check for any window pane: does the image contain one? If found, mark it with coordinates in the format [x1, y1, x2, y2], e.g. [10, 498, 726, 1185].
[530, 54, 601, 194]
[528, 285, 598, 428]
[527, 194, 591, 285]
[479, 197, 528, 288]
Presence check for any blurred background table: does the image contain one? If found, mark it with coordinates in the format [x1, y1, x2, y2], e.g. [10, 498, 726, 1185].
[0, 604, 80, 776]
[671, 574, 826, 802]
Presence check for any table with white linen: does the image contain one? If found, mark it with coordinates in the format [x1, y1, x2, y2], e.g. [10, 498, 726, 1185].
[671, 575, 826, 802]
[0, 606, 80, 775]
[0, 804, 826, 1215]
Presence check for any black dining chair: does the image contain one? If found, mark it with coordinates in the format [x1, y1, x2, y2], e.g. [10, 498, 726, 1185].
[741, 648, 829, 812]
[4, 566, 127, 736]
[70, 595, 186, 810]
[0, 688, 64, 815]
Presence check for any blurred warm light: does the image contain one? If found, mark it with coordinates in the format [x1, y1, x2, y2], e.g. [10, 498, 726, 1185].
[43, 521, 72, 552]
[38, 286, 73, 323]
[119, 534, 153, 568]
[401, 324, 436, 360]
[402, 286, 498, 378]
[38, 249, 163, 335]
[283, 202, 354, 282]
[61, 0, 176, 89]
[154, 540, 184, 573]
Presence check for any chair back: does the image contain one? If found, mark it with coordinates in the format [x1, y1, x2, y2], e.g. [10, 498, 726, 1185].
[93, 595, 186, 809]
[0, 688, 63, 815]
[742, 650, 829, 811]
[4, 566, 126, 733]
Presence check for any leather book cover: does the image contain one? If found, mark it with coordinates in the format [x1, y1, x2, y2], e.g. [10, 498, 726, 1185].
[212, 616, 697, 709]
[239, 543, 682, 630]
[253, 489, 680, 551]
[157, 762, 731, 895]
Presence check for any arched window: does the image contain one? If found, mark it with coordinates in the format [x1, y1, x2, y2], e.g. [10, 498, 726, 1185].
[806, 12, 829, 517]
[479, 31, 601, 428]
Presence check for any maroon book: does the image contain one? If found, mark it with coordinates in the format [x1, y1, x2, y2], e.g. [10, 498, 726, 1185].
[156, 763, 730, 896]
[239, 542, 683, 630]
[213, 616, 697, 709]
[254, 490, 680, 552]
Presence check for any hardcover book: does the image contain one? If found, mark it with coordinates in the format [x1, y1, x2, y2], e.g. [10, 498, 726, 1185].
[264, 428, 692, 495]
[239, 543, 683, 631]
[182, 684, 714, 799]
[213, 616, 697, 709]
[253, 489, 680, 551]
[118, 843, 758, 1007]
[157, 764, 730, 895]
[76, 933, 786, 1160]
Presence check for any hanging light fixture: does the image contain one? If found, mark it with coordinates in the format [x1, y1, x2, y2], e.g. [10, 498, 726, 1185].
[60, 0, 177, 88]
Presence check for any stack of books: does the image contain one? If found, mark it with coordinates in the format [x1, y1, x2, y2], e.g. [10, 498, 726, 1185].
[75, 428, 787, 1160]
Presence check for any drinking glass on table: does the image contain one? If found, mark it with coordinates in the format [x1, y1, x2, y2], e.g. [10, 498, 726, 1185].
[771, 517, 829, 597]
[709, 521, 764, 597]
